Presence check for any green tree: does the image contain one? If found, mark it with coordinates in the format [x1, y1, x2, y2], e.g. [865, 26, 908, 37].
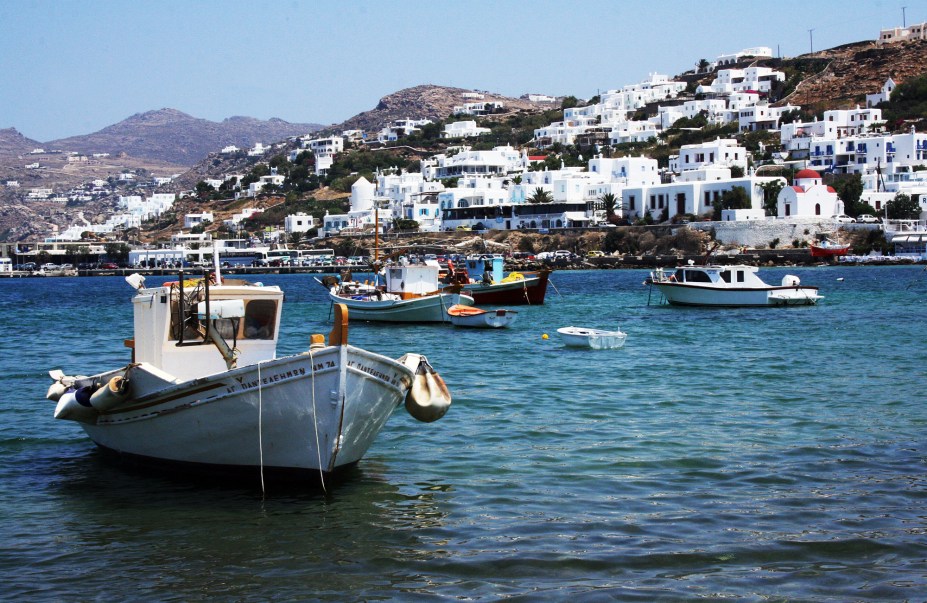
[599, 192, 618, 222]
[759, 180, 785, 216]
[886, 193, 921, 219]
[712, 186, 751, 220]
[528, 187, 553, 204]
[830, 173, 864, 215]
[560, 96, 580, 110]
[195, 180, 216, 199]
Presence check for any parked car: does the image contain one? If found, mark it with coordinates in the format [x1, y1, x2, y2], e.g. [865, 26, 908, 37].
[855, 214, 880, 223]
[831, 214, 854, 223]
[99, 262, 119, 269]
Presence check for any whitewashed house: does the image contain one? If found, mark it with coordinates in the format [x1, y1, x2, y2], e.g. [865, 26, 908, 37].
[866, 78, 896, 107]
[284, 212, 316, 235]
[184, 212, 214, 229]
[421, 145, 525, 180]
[442, 121, 491, 139]
[305, 136, 344, 175]
[716, 47, 773, 66]
[623, 167, 783, 221]
[878, 22, 927, 44]
[669, 139, 748, 174]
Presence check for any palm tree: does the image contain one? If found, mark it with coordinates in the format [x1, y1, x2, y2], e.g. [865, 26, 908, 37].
[599, 192, 618, 222]
[528, 187, 553, 204]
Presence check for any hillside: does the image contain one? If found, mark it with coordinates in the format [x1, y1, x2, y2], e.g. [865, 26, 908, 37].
[45, 109, 324, 165]
[781, 39, 927, 110]
[0, 128, 42, 156]
[335, 85, 546, 134]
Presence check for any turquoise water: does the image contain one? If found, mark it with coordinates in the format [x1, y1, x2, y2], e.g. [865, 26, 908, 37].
[1, 266, 926, 600]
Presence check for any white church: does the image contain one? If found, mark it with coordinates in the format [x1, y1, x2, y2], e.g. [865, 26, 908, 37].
[776, 169, 844, 218]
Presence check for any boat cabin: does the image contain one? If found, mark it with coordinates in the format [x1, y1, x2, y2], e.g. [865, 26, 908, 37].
[131, 278, 283, 381]
[383, 263, 443, 298]
[669, 265, 764, 287]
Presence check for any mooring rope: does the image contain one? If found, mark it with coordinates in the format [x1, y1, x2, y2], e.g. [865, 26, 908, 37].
[257, 361, 265, 496]
[309, 349, 327, 493]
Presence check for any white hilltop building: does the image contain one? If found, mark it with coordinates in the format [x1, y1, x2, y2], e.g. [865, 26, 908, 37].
[696, 66, 785, 96]
[247, 168, 285, 197]
[866, 78, 896, 108]
[421, 145, 526, 180]
[452, 101, 504, 116]
[376, 119, 432, 143]
[184, 212, 213, 229]
[780, 106, 884, 159]
[776, 169, 843, 219]
[877, 22, 927, 44]
[442, 120, 492, 139]
[534, 73, 687, 148]
[715, 46, 774, 67]
[303, 136, 344, 176]
[284, 212, 316, 235]
[669, 139, 749, 174]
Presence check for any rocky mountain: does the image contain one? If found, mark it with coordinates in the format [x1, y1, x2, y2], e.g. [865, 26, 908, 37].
[335, 85, 545, 134]
[783, 39, 927, 110]
[0, 128, 42, 156]
[44, 109, 324, 165]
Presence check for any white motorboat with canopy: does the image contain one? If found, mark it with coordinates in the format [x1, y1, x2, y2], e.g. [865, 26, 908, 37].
[646, 263, 823, 307]
[47, 269, 453, 484]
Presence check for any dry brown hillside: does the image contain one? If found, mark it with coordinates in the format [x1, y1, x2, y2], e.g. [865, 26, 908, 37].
[783, 39, 927, 110]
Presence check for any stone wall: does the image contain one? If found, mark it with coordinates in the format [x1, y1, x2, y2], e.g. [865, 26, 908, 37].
[687, 218, 876, 248]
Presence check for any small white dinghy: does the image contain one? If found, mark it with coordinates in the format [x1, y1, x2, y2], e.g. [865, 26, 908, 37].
[447, 304, 518, 328]
[557, 326, 627, 350]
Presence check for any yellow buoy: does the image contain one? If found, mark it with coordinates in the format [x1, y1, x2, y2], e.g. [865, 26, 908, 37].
[542, 333, 549, 340]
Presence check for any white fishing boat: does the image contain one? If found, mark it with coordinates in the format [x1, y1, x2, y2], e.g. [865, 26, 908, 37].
[557, 326, 627, 349]
[647, 263, 823, 307]
[446, 304, 518, 328]
[321, 262, 473, 323]
[47, 271, 453, 482]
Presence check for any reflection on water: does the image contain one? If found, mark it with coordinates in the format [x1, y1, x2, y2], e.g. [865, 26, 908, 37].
[2, 268, 927, 600]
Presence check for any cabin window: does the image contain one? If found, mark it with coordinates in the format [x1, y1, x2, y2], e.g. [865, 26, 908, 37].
[683, 270, 712, 283]
[736, 271, 745, 283]
[720, 271, 731, 283]
[244, 300, 276, 339]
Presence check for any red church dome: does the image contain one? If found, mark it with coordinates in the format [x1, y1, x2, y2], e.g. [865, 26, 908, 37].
[795, 168, 821, 180]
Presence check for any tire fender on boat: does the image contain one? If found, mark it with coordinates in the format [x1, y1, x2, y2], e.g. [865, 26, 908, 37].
[399, 353, 452, 423]
[89, 375, 130, 411]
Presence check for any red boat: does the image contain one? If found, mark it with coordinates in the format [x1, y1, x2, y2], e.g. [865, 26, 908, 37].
[463, 269, 550, 305]
[444, 257, 551, 305]
[810, 240, 850, 258]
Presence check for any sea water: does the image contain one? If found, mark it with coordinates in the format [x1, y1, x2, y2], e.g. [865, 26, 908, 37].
[1, 266, 926, 600]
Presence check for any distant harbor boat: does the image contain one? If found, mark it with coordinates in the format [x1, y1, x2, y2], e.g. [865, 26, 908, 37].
[647, 263, 822, 307]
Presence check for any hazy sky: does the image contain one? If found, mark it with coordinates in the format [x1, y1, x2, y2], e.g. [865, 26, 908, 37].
[0, 0, 918, 141]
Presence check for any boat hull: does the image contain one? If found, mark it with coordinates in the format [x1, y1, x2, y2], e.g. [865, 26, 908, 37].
[447, 305, 517, 328]
[557, 327, 627, 349]
[464, 271, 550, 305]
[80, 345, 412, 474]
[810, 245, 850, 257]
[329, 291, 473, 322]
[654, 283, 821, 307]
